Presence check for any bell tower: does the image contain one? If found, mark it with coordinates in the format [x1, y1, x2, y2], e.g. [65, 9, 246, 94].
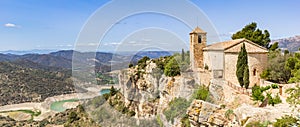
[190, 26, 207, 70]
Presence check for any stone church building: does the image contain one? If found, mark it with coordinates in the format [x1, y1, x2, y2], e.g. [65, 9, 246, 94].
[190, 27, 268, 87]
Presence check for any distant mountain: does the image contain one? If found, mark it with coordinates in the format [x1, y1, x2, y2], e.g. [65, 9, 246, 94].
[0, 49, 58, 55]
[0, 50, 174, 71]
[272, 35, 300, 52]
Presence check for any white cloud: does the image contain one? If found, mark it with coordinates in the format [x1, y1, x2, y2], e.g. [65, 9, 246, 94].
[102, 42, 121, 46]
[4, 23, 19, 28]
[128, 41, 137, 44]
[55, 44, 73, 47]
[87, 43, 98, 46]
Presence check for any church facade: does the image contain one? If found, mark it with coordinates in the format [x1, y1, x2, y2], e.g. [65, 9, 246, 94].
[190, 27, 268, 87]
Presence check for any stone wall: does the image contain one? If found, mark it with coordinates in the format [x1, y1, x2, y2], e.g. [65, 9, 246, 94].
[224, 52, 267, 87]
[203, 50, 224, 71]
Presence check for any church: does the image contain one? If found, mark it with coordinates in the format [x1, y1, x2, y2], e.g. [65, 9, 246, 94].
[189, 27, 268, 87]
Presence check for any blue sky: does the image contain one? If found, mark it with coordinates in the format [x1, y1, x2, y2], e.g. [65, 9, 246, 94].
[1, 0, 299, 51]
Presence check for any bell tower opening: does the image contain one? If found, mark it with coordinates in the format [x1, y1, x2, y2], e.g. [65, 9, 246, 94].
[189, 26, 207, 70]
[198, 34, 202, 43]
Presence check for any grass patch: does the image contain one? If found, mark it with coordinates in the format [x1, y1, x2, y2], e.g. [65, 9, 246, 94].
[50, 99, 80, 112]
[0, 109, 41, 120]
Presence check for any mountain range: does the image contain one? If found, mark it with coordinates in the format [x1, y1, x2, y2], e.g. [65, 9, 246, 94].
[0, 50, 174, 72]
[272, 35, 300, 52]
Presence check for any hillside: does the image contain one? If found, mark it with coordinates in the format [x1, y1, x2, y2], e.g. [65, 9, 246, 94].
[0, 62, 74, 106]
[272, 35, 300, 52]
[0, 105, 100, 127]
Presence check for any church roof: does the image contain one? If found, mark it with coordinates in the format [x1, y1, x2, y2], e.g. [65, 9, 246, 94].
[190, 26, 206, 34]
[203, 38, 268, 53]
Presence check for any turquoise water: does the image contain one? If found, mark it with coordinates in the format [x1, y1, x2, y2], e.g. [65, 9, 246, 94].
[50, 99, 79, 112]
[99, 89, 110, 95]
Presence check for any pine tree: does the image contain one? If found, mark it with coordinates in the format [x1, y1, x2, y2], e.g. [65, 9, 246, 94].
[232, 22, 271, 48]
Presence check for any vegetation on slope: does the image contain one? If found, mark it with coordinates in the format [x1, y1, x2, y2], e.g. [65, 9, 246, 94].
[0, 105, 100, 127]
[251, 84, 282, 106]
[0, 62, 74, 106]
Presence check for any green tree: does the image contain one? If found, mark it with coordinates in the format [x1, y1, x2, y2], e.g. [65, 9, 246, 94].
[261, 50, 291, 83]
[284, 50, 290, 55]
[232, 22, 271, 48]
[269, 42, 279, 51]
[285, 85, 300, 110]
[285, 53, 300, 83]
[164, 57, 181, 77]
[236, 43, 249, 88]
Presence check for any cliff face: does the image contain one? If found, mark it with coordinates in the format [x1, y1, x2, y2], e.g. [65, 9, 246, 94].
[118, 60, 197, 119]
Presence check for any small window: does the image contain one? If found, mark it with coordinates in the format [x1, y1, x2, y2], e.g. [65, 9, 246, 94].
[198, 35, 202, 43]
[253, 69, 257, 76]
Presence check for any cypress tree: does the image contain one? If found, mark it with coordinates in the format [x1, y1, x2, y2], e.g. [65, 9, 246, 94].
[181, 48, 185, 61]
[244, 65, 250, 89]
[236, 43, 249, 88]
[236, 44, 245, 87]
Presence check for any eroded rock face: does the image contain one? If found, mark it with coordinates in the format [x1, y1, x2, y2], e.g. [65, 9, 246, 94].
[186, 100, 228, 127]
[119, 60, 197, 119]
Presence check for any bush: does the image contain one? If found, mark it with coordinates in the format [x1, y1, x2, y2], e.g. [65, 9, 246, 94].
[273, 115, 298, 127]
[204, 64, 209, 70]
[156, 115, 164, 127]
[137, 56, 150, 69]
[128, 63, 134, 68]
[163, 97, 190, 123]
[267, 93, 282, 106]
[251, 85, 265, 102]
[180, 114, 191, 127]
[164, 57, 181, 77]
[68, 111, 79, 123]
[225, 109, 234, 120]
[246, 121, 270, 127]
[191, 85, 210, 101]
[271, 84, 279, 89]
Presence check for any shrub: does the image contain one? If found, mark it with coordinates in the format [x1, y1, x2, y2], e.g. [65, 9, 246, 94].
[273, 115, 298, 127]
[156, 115, 164, 127]
[225, 109, 234, 120]
[163, 97, 190, 123]
[128, 63, 134, 68]
[164, 57, 181, 77]
[246, 121, 270, 127]
[204, 64, 209, 70]
[137, 56, 150, 69]
[267, 93, 282, 106]
[191, 85, 210, 101]
[180, 114, 191, 127]
[251, 85, 265, 102]
[68, 111, 79, 123]
[271, 84, 279, 89]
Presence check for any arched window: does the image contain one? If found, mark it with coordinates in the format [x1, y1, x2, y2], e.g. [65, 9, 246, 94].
[253, 68, 257, 76]
[198, 35, 202, 43]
